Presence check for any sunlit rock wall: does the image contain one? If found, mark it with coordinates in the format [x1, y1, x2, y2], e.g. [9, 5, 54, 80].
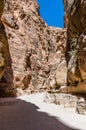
[2, 0, 66, 96]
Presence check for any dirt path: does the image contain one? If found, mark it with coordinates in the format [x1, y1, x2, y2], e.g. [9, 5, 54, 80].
[0, 93, 85, 130]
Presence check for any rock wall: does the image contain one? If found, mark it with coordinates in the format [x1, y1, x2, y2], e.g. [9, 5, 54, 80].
[1, 0, 66, 96]
[60, 0, 86, 94]
[0, 0, 16, 96]
[63, 0, 68, 27]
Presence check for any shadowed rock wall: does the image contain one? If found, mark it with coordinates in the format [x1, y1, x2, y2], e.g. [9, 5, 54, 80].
[0, 0, 16, 96]
[60, 0, 86, 94]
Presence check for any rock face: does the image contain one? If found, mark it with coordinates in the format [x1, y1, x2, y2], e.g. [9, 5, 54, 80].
[0, 0, 4, 17]
[0, 0, 16, 96]
[1, 0, 66, 96]
[59, 0, 86, 94]
[76, 99, 86, 115]
[63, 0, 68, 27]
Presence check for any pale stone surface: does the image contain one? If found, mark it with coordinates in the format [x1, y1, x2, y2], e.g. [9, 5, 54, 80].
[43, 92, 78, 108]
[56, 60, 67, 86]
[76, 100, 86, 115]
[43, 92, 86, 115]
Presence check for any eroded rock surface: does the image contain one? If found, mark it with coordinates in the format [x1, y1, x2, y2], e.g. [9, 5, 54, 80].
[2, 0, 66, 95]
[43, 92, 86, 115]
[60, 0, 86, 94]
[0, 0, 16, 96]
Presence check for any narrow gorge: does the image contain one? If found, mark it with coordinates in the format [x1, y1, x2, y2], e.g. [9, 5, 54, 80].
[0, 0, 86, 114]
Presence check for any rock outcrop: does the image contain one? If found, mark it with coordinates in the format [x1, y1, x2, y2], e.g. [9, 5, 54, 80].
[43, 92, 86, 115]
[1, 0, 66, 96]
[60, 0, 86, 94]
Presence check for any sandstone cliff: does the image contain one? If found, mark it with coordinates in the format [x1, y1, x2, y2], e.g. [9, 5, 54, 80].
[60, 0, 86, 94]
[0, 0, 66, 96]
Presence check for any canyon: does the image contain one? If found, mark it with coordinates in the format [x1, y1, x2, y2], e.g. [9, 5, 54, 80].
[0, 0, 86, 114]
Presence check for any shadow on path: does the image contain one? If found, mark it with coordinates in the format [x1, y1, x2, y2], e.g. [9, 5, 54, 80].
[0, 98, 77, 130]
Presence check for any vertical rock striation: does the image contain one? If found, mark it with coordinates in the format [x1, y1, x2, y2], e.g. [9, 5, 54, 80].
[60, 0, 86, 94]
[63, 0, 68, 27]
[0, 0, 16, 96]
[1, 0, 66, 95]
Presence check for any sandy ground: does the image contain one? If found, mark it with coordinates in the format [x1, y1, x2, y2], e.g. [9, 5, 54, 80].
[0, 92, 86, 130]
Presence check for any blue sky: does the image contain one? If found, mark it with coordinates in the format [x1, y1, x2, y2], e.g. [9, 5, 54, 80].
[37, 0, 64, 28]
